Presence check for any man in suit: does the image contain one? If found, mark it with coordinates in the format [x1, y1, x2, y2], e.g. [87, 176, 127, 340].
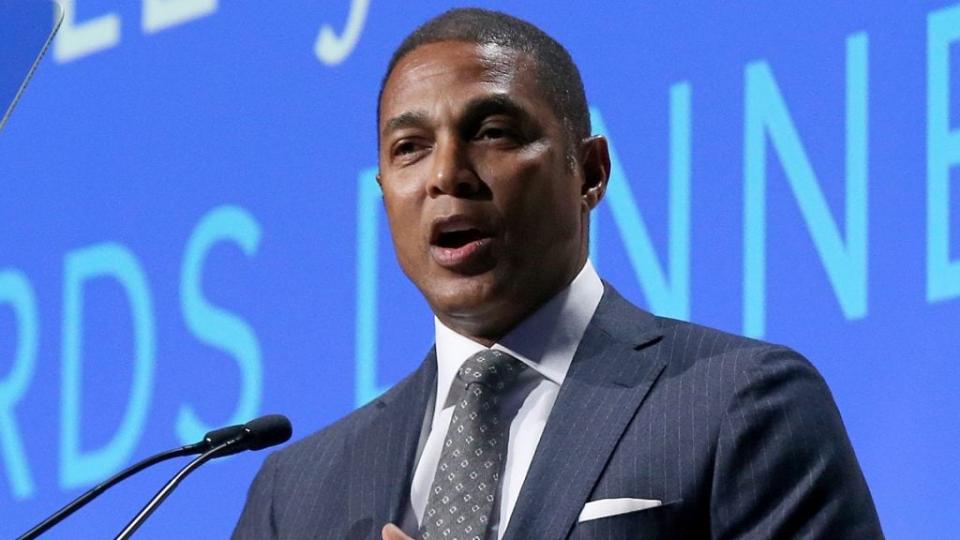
[234, 8, 882, 539]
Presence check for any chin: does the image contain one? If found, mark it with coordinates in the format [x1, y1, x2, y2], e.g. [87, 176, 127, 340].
[426, 273, 508, 321]
[432, 280, 496, 313]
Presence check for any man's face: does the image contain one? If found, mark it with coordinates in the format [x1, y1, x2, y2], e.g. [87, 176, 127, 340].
[378, 41, 601, 342]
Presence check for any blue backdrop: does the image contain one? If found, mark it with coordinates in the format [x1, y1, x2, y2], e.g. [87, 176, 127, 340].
[1, 1, 958, 537]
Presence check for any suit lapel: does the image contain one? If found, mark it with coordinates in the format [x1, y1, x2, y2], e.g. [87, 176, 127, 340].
[503, 287, 666, 540]
[345, 349, 437, 536]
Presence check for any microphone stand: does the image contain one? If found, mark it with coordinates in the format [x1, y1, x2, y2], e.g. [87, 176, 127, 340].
[114, 438, 237, 539]
[18, 445, 197, 540]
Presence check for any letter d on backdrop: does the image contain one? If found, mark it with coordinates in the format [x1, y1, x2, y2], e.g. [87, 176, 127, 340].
[61, 244, 156, 489]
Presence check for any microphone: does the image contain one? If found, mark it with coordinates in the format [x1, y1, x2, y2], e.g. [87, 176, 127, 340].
[114, 415, 292, 540]
[18, 423, 247, 540]
[18, 415, 290, 540]
[209, 414, 293, 458]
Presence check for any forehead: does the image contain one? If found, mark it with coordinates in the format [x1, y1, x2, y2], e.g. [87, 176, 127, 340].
[379, 41, 546, 127]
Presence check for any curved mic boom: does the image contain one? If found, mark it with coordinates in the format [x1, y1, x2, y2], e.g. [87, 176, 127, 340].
[114, 415, 292, 540]
[18, 416, 290, 540]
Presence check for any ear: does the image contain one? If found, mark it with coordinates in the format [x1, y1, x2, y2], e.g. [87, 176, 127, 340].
[579, 135, 610, 210]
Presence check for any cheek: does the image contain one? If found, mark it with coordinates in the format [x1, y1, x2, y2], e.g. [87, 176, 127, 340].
[381, 172, 425, 222]
[381, 185, 425, 263]
[495, 157, 581, 235]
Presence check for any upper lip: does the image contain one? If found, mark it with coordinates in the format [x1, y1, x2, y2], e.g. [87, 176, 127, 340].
[429, 214, 495, 245]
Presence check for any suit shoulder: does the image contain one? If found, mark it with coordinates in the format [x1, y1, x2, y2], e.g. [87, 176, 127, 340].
[598, 284, 815, 379]
[600, 284, 800, 363]
[647, 315, 833, 420]
[654, 315, 814, 372]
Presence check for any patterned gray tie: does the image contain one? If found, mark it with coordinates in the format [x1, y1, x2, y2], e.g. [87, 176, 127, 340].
[419, 349, 527, 540]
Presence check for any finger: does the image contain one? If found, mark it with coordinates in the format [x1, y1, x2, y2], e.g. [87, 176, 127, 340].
[382, 522, 413, 540]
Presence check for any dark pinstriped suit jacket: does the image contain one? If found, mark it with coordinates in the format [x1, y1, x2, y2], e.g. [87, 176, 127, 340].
[233, 285, 883, 539]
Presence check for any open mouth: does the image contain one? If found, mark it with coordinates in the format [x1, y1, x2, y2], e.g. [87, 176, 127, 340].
[434, 228, 489, 248]
[429, 216, 497, 271]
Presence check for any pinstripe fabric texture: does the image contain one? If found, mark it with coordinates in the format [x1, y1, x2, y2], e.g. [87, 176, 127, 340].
[233, 285, 883, 539]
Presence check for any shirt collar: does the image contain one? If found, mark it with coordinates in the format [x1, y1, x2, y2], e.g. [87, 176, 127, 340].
[433, 260, 604, 417]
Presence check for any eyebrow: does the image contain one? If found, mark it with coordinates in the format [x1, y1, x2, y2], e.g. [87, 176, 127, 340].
[380, 94, 532, 140]
[459, 94, 528, 127]
[381, 110, 431, 139]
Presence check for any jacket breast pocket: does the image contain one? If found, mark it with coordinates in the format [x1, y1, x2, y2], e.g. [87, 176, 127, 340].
[567, 500, 684, 540]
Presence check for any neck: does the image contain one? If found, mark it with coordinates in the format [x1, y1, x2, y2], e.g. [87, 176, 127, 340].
[436, 258, 589, 347]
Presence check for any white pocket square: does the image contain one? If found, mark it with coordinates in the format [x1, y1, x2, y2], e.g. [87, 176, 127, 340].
[578, 498, 663, 522]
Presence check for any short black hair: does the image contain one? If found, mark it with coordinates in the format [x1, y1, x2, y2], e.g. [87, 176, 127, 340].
[378, 8, 590, 150]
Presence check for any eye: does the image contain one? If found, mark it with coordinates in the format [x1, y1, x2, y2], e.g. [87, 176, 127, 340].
[394, 141, 419, 155]
[391, 138, 430, 161]
[478, 126, 508, 139]
[474, 123, 521, 143]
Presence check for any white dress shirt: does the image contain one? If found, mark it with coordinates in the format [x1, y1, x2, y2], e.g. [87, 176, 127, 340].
[403, 261, 604, 539]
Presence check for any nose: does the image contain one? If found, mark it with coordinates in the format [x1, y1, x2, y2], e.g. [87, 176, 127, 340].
[427, 136, 482, 198]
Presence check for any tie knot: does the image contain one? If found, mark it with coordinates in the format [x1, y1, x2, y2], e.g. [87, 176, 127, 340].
[457, 349, 526, 391]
